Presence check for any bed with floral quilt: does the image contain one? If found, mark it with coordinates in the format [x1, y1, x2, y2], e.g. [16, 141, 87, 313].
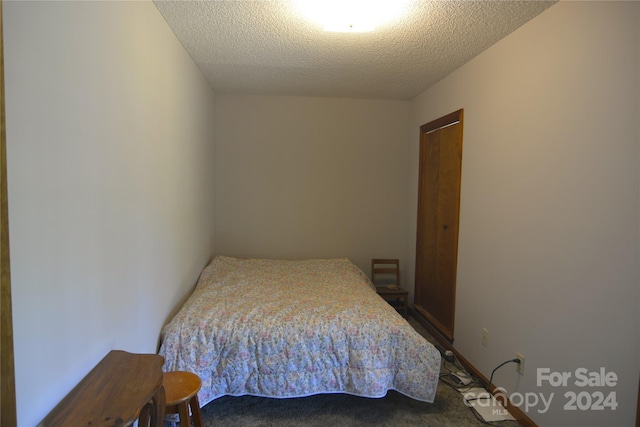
[158, 256, 441, 407]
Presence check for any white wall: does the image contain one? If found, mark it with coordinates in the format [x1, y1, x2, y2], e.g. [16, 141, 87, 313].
[407, 2, 639, 426]
[3, 2, 216, 425]
[215, 95, 409, 276]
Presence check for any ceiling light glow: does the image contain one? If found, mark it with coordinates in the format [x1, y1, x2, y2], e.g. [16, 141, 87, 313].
[294, 0, 410, 33]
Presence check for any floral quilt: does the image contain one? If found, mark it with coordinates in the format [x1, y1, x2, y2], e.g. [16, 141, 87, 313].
[159, 256, 441, 406]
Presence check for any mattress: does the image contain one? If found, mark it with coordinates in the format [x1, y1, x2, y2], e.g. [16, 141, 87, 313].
[159, 256, 441, 406]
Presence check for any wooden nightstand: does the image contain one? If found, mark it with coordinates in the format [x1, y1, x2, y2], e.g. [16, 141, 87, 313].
[376, 286, 408, 318]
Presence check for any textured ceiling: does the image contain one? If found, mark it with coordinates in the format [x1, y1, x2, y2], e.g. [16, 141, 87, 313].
[153, 1, 556, 100]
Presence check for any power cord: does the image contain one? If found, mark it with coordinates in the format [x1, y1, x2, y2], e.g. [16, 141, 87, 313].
[438, 354, 481, 392]
[488, 358, 521, 389]
[459, 358, 521, 426]
[436, 352, 521, 425]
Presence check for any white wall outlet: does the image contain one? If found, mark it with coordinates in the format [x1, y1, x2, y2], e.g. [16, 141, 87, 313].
[482, 328, 489, 347]
[516, 353, 525, 375]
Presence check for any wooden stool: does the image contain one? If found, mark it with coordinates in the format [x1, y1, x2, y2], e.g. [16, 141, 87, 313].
[163, 371, 203, 427]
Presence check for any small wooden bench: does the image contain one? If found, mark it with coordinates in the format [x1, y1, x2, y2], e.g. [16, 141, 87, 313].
[39, 350, 165, 427]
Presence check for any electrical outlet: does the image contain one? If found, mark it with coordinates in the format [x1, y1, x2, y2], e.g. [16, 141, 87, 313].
[482, 328, 489, 347]
[516, 353, 525, 376]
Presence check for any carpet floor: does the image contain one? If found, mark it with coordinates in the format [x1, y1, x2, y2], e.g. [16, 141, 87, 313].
[169, 315, 523, 426]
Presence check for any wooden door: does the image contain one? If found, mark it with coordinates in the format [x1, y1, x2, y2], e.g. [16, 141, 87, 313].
[414, 109, 463, 342]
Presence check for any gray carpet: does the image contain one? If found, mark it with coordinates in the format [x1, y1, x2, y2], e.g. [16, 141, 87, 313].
[197, 382, 511, 426]
[173, 316, 523, 426]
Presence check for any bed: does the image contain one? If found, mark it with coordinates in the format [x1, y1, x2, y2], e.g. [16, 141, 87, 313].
[159, 256, 441, 407]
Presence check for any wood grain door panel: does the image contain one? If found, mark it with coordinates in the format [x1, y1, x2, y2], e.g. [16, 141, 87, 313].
[415, 130, 439, 310]
[415, 109, 463, 341]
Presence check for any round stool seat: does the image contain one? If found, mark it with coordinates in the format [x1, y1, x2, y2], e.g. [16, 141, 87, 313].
[163, 371, 203, 427]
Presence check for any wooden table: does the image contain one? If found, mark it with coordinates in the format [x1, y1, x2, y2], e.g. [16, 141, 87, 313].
[39, 350, 165, 427]
[376, 286, 409, 317]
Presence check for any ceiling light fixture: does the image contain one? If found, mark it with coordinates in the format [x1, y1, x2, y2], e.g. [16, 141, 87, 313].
[293, 0, 411, 33]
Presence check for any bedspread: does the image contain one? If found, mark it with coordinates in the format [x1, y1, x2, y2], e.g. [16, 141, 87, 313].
[159, 256, 441, 406]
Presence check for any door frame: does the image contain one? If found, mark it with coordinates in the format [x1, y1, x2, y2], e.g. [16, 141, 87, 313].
[0, 1, 18, 425]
